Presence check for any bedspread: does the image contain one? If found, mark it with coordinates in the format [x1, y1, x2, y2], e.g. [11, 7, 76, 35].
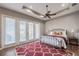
[40, 35, 67, 49]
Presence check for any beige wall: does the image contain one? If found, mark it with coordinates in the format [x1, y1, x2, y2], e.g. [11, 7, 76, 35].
[0, 7, 45, 49]
[45, 11, 79, 38]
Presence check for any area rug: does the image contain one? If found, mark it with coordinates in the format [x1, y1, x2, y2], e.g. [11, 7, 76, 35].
[16, 41, 74, 56]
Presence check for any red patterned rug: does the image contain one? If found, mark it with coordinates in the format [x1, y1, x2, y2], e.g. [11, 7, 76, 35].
[16, 41, 74, 56]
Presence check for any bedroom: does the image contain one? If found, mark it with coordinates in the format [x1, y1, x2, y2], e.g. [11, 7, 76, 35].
[0, 3, 79, 56]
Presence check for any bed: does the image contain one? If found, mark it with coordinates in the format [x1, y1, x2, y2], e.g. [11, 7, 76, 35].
[40, 28, 68, 49]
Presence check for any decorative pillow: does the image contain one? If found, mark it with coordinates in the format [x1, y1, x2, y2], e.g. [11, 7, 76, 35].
[52, 32, 63, 36]
[58, 32, 63, 35]
[53, 32, 58, 35]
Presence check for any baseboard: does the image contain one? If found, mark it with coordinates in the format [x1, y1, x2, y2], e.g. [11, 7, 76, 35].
[0, 39, 37, 51]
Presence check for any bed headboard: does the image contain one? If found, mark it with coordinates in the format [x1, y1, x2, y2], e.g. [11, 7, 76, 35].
[50, 28, 66, 31]
[48, 28, 67, 37]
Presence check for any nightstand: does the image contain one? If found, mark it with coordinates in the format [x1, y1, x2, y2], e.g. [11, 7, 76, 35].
[74, 33, 79, 45]
[69, 30, 79, 45]
[69, 38, 78, 45]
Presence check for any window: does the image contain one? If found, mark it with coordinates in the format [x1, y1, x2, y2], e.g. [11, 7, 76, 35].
[28, 22, 34, 40]
[35, 23, 40, 39]
[20, 21, 26, 42]
[2, 15, 41, 47]
[5, 17, 16, 45]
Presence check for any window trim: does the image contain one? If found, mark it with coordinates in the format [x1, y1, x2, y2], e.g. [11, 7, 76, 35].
[1, 15, 17, 48]
[1, 14, 40, 49]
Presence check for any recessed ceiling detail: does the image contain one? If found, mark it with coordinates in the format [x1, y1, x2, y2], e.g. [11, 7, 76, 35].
[0, 3, 79, 21]
[22, 4, 70, 19]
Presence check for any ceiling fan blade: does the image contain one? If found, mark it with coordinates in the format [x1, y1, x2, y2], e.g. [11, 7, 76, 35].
[22, 6, 44, 16]
[49, 7, 69, 16]
[48, 13, 56, 16]
[47, 15, 51, 18]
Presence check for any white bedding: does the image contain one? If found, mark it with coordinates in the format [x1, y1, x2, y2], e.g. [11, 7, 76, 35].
[40, 35, 67, 49]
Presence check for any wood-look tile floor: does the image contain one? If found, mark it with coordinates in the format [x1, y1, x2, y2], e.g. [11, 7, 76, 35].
[0, 46, 16, 56]
[0, 44, 79, 56]
[67, 44, 79, 56]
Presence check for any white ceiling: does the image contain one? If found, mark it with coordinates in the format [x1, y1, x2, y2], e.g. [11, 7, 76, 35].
[0, 3, 79, 21]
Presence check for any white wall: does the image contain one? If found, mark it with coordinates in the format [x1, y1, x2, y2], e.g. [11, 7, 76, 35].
[45, 11, 79, 38]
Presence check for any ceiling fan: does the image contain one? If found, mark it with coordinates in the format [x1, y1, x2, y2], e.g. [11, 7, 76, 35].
[22, 3, 77, 19]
